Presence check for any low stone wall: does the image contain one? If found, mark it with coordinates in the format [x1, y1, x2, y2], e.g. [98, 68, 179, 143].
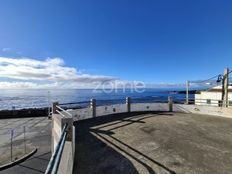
[174, 104, 232, 118]
[0, 108, 48, 119]
[69, 103, 169, 121]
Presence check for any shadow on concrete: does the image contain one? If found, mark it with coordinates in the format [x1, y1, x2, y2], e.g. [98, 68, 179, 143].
[73, 112, 176, 174]
[18, 164, 44, 173]
[26, 151, 51, 162]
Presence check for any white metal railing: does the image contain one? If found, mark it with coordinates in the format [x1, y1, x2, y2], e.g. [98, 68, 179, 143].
[55, 97, 174, 122]
[56, 105, 72, 117]
[54, 97, 232, 122]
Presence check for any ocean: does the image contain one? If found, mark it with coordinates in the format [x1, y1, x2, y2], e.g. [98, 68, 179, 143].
[0, 88, 193, 110]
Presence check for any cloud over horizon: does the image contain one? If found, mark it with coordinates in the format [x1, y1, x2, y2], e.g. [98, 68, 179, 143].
[0, 56, 122, 89]
[0, 56, 188, 89]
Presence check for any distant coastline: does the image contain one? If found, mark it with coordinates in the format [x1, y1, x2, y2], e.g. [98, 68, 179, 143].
[170, 90, 199, 94]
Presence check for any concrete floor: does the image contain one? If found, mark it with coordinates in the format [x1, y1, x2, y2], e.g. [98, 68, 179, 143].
[74, 112, 232, 174]
[0, 117, 51, 174]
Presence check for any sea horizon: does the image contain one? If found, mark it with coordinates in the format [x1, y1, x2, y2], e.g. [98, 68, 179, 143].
[0, 88, 194, 110]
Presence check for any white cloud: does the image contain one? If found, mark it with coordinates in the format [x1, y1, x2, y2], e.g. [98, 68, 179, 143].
[0, 56, 184, 89]
[0, 56, 122, 89]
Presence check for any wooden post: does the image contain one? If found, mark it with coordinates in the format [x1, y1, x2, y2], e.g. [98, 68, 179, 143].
[168, 96, 173, 112]
[52, 102, 59, 114]
[90, 99, 96, 117]
[126, 97, 131, 112]
[186, 80, 189, 104]
[222, 68, 229, 107]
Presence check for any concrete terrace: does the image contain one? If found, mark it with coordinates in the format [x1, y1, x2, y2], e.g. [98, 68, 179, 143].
[73, 112, 232, 174]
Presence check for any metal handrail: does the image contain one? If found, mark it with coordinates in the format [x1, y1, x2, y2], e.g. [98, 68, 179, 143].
[45, 124, 68, 174]
[56, 105, 72, 117]
[56, 110, 69, 118]
[59, 101, 89, 106]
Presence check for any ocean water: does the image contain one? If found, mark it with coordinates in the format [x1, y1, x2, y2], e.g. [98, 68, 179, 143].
[0, 89, 192, 110]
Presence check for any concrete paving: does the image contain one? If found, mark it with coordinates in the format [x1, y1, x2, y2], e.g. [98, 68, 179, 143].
[0, 117, 51, 174]
[74, 112, 232, 174]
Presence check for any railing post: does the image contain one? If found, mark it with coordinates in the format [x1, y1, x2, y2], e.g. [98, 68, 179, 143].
[90, 99, 96, 117]
[52, 102, 59, 114]
[126, 97, 131, 112]
[168, 96, 173, 112]
[222, 68, 229, 107]
[186, 80, 189, 104]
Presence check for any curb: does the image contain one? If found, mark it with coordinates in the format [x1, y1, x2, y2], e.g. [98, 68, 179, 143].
[0, 148, 37, 171]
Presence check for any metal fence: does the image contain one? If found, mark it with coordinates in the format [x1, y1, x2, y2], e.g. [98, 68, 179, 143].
[0, 126, 32, 165]
[0, 117, 50, 166]
[55, 96, 232, 122]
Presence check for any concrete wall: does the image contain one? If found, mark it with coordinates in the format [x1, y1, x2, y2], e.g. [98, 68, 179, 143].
[51, 114, 73, 152]
[174, 104, 232, 118]
[58, 141, 73, 174]
[131, 103, 168, 112]
[51, 113, 74, 174]
[0, 108, 48, 119]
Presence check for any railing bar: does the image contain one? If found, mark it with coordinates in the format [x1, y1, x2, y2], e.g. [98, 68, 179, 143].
[56, 110, 72, 118]
[56, 105, 68, 112]
[59, 101, 89, 106]
[56, 110, 67, 118]
[56, 106, 72, 117]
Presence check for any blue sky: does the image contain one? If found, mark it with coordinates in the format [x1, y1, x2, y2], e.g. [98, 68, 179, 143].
[0, 0, 232, 88]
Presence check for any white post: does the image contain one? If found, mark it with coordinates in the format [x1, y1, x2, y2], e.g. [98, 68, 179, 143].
[168, 96, 173, 112]
[51, 113, 73, 154]
[126, 97, 131, 112]
[186, 80, 189, 104]
[90, 99, 96, 117]
[52, 102, 59, 114]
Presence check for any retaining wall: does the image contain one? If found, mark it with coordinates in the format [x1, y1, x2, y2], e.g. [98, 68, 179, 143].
[0, 108, 48, 119]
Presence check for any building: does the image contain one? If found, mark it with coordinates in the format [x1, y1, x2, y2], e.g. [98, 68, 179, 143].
[195, 85, 232, 106]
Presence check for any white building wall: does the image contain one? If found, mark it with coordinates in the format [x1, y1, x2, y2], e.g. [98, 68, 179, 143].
[195, 92, 232, 106]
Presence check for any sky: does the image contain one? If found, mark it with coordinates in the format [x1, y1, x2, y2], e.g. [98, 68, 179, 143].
[0, 0, 232, 89]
